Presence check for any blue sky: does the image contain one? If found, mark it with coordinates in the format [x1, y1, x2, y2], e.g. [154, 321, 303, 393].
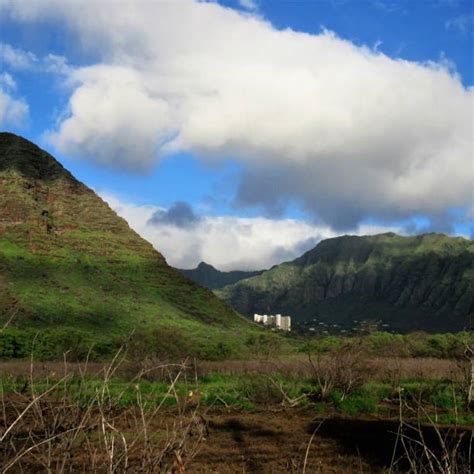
[0, 0, 472, 269]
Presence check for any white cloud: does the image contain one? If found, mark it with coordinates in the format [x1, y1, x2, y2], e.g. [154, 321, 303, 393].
[0, 72, 17, 90]
[445, 14, 474, 35]
[45, 65, 174, 170]
[1, 0, 473, 229]
[237, 0, 258, 12]
[0, 42, 55, 128]
[0, 42, 37, 70]
[0, 73, 29, 127]
[101, 193, 400, 270]
[0, 90, 28, 127]
[0, 42, 70, 75]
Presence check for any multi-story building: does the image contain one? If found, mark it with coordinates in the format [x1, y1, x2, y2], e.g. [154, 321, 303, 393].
[279, 316, 291, 331]
[253, 313, 291, 331]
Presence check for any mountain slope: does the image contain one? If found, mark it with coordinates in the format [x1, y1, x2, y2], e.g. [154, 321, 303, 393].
[0, 132, 253, 359]
[178, 261, 264, 289]
[217, 233, 474, 332]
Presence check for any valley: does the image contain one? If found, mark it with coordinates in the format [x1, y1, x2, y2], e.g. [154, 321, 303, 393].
[0, 133, 472, 472]
[217, 233, 474, 333]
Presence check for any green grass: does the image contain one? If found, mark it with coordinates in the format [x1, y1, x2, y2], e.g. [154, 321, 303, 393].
[2, 372, 472, 425]
[298, 331, 473, 359]
[0, 233, 274, 360]
[338, 395, 378, 416]
[0, 157, 272, 361]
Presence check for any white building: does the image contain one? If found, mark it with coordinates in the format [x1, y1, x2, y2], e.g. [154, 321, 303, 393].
[254, 314, 264, 323]
[275, 314, 282, 328]
[253, 313, 291, 331]
[280, 316, 291, 331]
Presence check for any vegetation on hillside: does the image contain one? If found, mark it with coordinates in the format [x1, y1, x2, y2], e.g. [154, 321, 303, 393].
[179, 261, 264, 289]
[218, 233, 474, 332]
[0, 132, 262, 360]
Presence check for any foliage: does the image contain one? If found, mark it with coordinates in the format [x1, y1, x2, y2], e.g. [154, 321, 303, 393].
[300, 331, 474, 359]
[218, 233, 474, 333]
[0, 132, 264, 362]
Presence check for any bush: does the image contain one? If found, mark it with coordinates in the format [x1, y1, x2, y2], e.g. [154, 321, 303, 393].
[199, 341, 232, 361]
[126, 326, 199, 360]
[236, 375, 284, 405]
[308, 343, 371, 401]
[245, 333, 282, 358]
[406, 332, 472, 359]
[338, 395, 378, 416]
[0, 327, 115, 361]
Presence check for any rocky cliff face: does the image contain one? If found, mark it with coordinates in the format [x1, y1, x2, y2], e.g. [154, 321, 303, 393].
[0, 133, 247, 354]
[217, 233, 474, 332]
[178, 261, 263, 289]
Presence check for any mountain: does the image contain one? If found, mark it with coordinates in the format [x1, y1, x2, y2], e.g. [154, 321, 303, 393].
[178, 261, 264, 289]
[217, 233, 474, 333]
[0, 132, 253, 360]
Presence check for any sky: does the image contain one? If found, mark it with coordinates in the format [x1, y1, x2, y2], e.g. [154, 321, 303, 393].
[0, 0, 473, 270]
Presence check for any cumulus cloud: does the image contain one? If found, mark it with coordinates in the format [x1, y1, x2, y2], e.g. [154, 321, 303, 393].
[1, 0, 473, 229]
[45, 65, 174, 170]
[101, 193, 401, 270]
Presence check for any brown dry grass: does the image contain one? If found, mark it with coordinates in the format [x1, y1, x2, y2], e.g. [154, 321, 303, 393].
[0, 353, 207, 473]
[0, 356, 459, 382]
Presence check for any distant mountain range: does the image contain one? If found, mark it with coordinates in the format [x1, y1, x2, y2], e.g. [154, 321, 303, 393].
[178, 261, 263, 289]
[216, 233, 474, 333]
[0, 132, 252, 359]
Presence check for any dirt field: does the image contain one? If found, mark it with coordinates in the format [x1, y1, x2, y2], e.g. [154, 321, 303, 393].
[1, 357, 471, 472]
[188, 408, 472, 473]
[190, 408, 381, 473]
[1, 395, 472, 472]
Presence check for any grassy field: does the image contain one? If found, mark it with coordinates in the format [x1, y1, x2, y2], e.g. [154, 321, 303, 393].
[1, 362, 472, 421]
[1, 342, 472, 472]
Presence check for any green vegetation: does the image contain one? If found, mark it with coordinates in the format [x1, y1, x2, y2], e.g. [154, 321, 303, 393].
[299, 331, 474, 359]
[0, 235, 270, 360]
[218, 232, 474, 332]
[1, 371, 472, 425]
[0, 132, 267, 360]
[1, 134, 472, 364]
[179, 261, 263, 289]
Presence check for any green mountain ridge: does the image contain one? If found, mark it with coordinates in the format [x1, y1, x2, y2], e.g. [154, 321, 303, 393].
[217, 233, 474, 332]
[0, 132, 255, 360]
[178, 261, 264, 289]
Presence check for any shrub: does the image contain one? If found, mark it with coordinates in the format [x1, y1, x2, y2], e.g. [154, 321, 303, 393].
[338, 395, 378, 416]
[236, 375, 284, 405]
[126, 326, 199, 360]
[308, 343, 371, 401]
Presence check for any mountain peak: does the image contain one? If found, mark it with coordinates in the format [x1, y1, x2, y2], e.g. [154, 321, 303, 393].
[0, 132, 138, 245]
[179, 262, 264, 290]
[197, 261, 215, 270]
[0, 132, 76, 183]
[0, 134, 247, 359]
